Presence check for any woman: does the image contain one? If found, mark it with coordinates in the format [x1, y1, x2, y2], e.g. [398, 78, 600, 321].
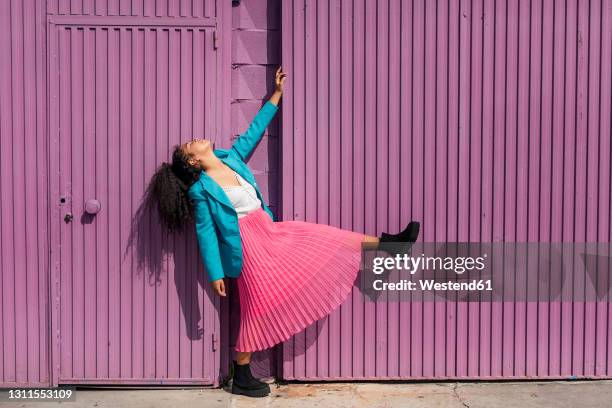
[147, 66, 420, 397]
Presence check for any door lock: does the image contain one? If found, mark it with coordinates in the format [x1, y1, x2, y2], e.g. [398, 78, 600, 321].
[64, 213, 74, 223]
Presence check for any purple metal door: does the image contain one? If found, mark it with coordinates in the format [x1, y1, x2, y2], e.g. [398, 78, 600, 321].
[280, 0, 612, 380]
[48, 19, 221, 385]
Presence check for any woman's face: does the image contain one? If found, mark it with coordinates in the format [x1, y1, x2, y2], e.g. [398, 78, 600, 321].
[181, 138, 213, 167]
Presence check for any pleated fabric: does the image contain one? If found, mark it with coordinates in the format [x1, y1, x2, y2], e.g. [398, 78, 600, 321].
[234, 207, 365, 352]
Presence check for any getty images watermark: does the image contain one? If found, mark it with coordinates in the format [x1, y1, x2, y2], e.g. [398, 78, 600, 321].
[357, 243, 612, 302]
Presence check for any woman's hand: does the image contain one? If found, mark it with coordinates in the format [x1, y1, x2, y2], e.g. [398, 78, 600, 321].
[275, 65, 287, 93]
[211, 278, 226, 297]
[269, 66, 287, 106]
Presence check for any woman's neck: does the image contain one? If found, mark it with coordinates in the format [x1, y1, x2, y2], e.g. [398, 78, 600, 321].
[200, 152, 224, 172]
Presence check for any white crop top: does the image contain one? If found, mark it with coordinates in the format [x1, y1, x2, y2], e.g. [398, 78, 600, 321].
[222, 172, 262, 218]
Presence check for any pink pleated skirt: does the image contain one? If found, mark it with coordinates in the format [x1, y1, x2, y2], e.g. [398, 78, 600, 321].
[234, 207, 365, 352]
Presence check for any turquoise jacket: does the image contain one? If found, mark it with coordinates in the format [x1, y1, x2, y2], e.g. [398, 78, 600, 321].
[188, 101, 278, 282]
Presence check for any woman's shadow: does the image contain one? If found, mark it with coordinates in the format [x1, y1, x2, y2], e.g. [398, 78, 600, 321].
[123, 191, 218, 344]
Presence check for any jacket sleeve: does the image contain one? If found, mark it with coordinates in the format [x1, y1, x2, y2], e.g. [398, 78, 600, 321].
[193, 197, 225, 282]
[230, 100, 279, 161]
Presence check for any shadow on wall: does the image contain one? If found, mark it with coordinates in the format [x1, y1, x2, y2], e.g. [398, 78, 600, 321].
[123, 188, 220, 343]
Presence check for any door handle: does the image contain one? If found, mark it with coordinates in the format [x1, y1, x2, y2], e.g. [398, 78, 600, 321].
[85, 199, 102, 215]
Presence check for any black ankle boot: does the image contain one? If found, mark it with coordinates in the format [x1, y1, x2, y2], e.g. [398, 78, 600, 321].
[231, 360, 271, 398]
[378, 221, 420, 256]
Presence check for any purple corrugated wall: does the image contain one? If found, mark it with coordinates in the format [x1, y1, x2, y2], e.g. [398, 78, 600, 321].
[45, 0, 217, 17]
[281, 0, 612, 380]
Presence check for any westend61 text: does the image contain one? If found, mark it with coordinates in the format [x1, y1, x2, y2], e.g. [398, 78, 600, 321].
[372, 279, 493, 291]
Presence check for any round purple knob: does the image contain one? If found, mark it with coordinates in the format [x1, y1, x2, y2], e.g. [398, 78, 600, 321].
[85, 199, 101, 215]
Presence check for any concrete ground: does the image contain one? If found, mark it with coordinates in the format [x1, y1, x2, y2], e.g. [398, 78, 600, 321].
[3, 380, 612, 408]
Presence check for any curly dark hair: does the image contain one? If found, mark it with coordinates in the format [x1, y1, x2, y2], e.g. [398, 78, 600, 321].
[145, 145, 202, 233]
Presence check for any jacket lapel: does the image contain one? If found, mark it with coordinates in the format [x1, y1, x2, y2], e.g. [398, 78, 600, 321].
[198, 170, 235, 210]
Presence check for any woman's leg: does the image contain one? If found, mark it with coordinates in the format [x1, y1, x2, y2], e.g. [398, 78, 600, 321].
[362, 234, 380, 244]
[361, 234, 380, 250]
[236, 351, 252, 365]
[232, 350, 270, 397]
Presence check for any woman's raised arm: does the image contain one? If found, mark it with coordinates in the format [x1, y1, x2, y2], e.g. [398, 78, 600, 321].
[229, 66, 287, 161]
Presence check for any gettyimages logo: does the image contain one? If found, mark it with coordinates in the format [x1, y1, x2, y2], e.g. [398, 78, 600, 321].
[372, 252, 487, 275]
[358, 242, 612, 302]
